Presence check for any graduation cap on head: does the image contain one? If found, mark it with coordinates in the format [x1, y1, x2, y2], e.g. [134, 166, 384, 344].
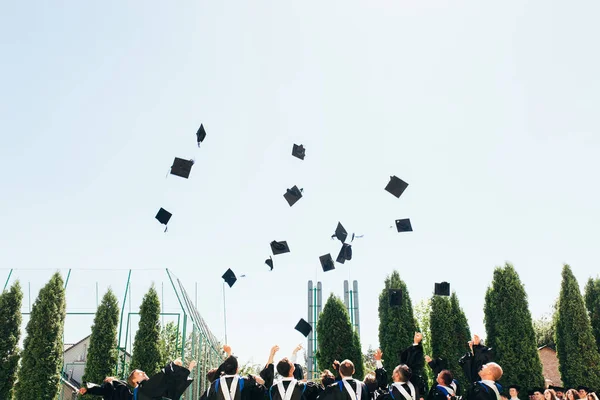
[549, 386, 564, 393]
[578, 387, 591, 393]
[389, 289, 402, 306]
[434, 282, 450, 296]
[270, 240, 290, 255]
[292, 144, 306, 160]
[395, 218, 413, 232]
[509, 385, 521, 392]
[295, 318, 312, 337]
[196, 124, 207, 146]
[155, 208, 172, 232]
[385, 175, 409, 198]
[283, 186, 303, 207]
[331, 222, 348, 243]
[319, 254, 335, 272]
[265, 256, 273, 271]
[336, 243, 352, 264]
[222, 269, 237, 288]
[170, 157, 194, 179]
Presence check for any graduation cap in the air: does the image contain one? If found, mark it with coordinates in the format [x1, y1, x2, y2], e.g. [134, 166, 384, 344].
[270, 240, 290, 255]
[319, 254, 335, 272]
[292, 144, 306, 160]
[336, 244, 352, 264]
[196, 124, 207, 147]
[395, 218, 413, 232]
[155, 208, 172, 232]
[434, 282, 450, 296]
[170, 157, 194, 179]
[283, 186, 303, 207]
[385, 175, 409, 198]
[331, 222, 348, 243]
[389, 289, 402, 306]
[222, 268, 237, 288]
[265, 256, 274, 271]
[295, 318, 312, 337]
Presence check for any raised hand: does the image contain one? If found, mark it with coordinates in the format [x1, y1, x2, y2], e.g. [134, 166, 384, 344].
[374, 349, 383, 361]
[473, 335, 481, 346]
[188, 360, 197, 370]
[173, 358, 183, 366]
[79, 388, 88, 395]
[425, 355, 432, 363]
[223, 345, 232, 356]
[293, 344, 303, 354]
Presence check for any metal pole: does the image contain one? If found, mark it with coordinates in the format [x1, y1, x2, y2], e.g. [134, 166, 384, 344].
[96, 282, 99, 308]
[3, 269, 13, 291]
[64, 269, 72, 289]
[353, 280, 360, 337]
[222, 282, 228, 344]
[307, 281, 313, 379]
[116, 269, 132, 375]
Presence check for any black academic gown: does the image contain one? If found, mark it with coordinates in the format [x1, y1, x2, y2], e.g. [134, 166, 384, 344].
[83, 381, 133, 400]
[426, 360, 460, 397]
[379, 382, 420, 400]
[207, 374, 267, 400]
[458, 346, 494, 384]
[399, 344, 427, 398]
[366, 368, 390, 400]
[427, 385, 459, 400]
[268, 378, 322, 400]
[320, 379, 369, 400]
[465, 382, 501, 400]
[134, 362, 194, 400]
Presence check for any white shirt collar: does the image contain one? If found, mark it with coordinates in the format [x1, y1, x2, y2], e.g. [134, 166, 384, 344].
[481, 380, 496, 386]
[281, 378, 295, 381]
[342, 377, 354, 381]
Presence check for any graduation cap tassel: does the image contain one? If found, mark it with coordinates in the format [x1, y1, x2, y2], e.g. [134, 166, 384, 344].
[164, 226, 168, 233]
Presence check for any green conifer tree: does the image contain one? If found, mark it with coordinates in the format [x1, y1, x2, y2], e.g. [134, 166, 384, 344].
[130, 285, 163, 376]
[0, 281, 23, 399]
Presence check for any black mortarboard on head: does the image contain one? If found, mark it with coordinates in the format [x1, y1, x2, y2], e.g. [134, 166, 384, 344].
[549, 386, 564, 393]
[509, 385, 521, 392]
[331, 222, 348, 243]
[270, 240, 290, 255]
[222, 268, 237, 288]
[292, 144, 306, 160]
[170, 157, 194, 179]
[385, 175, 409, 198]
[155, 208, 172, 232]
[295, 318, 312, 337]
[265, 256, 273, 271]
[283, 185, 303, 207]
[395, 218, 413, 232]
[434, 282, 450, 296]
[389, 289, 402, 306]
[196, 124, 207, 147]
[578, 387, 590, 393]
[336, 243, 352, 264]
[320, 254, 335, 272]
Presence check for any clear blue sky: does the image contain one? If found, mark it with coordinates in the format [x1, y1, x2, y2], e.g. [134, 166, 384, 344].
[2, 1, 600, 366]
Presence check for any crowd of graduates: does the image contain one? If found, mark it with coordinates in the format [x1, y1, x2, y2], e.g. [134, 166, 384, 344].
[79, 334, 600, 400]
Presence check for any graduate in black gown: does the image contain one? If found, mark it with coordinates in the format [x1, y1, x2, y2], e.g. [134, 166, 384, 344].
[364, 349, 394, 400]
[458, 335, 494, 384]
[464, 362, 503, 400]
[425, 356, 460, 397]
[377, 364, 419, 400]
[128, 359, 196, 400]
[266, 356, 322, 400]
[319, 360, 369, 400]
[426, 370, 458, 400]
[78, 377, 132, 400]
[207, 345, 268, 400]
[200, 368, 221, 400]
[398, 333, 427, 399]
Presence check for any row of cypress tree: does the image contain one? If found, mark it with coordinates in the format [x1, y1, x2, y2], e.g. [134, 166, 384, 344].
[0, 274, 174, 400]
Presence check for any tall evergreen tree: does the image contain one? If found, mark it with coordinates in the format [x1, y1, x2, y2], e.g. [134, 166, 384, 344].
[130, 285, 163, 376]
[160, 321, 181, 365]
[429, 296, 455, 371]
[484, 263, 544, 394]
[378, 271, 418, 377]
[414, 299, 433, 387]
[82, 288, 120, 396]
[0, 281, 23, 399]
[584, 278, 600, 353]
[317, 294, 364, 379]
[449, 293, 471, 391]
[14, 273, 66, 400]
[556, 265, 600, 388]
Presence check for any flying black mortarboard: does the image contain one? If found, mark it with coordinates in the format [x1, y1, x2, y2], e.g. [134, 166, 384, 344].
[434, 282, 450, 296]
[270, 240, 290, 255]
[389, 288, 402, 306]
[385, 175, 409, 198]
[170, 158, 194, 179]
[222, 268, 237, 288]
[155, 208, 172, 232]
[319, 254, 335, 272]
[265, 256, 274, 271]
[292, 144, 306, 160]
[331, 222, 348, 243]
[196, 124, 207, 147]
[295, 318, 312, 337]
[336, 243, 352, 264]
[283, 186, 303, 207]
[395, 218, 413, 232]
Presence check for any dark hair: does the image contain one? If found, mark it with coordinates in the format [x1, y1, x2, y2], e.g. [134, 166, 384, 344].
[277, 358, 293, 377]
[321, 370, 335, 386]
[207, 368, 219, 383]
[220, 356, 239, 375]
[127, 370, 138, 387]
[339, 360, 355, 377]
[393, 364, 412, 382]
[439, 370, 453, 386]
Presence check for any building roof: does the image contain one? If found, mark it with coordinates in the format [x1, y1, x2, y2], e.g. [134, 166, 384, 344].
[63, 335, 91, 353]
